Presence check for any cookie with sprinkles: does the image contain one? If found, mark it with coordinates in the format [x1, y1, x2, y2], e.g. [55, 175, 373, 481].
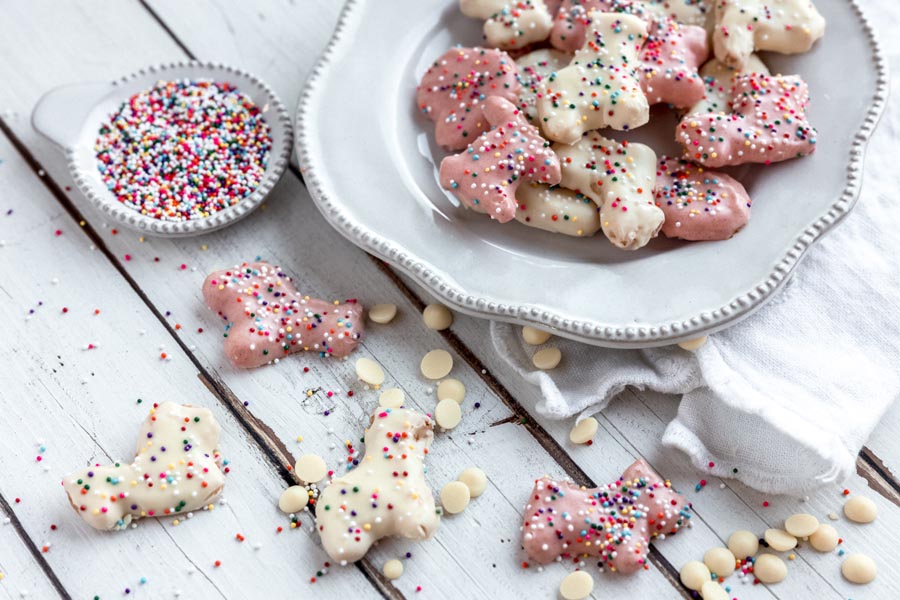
[515, 49, 570, 134]
[521, 459, 690, 573]
[316, 407, 439, 564]
[460, 0, 556, 50]
[439, 96, 562, 222]
[688, 54, 770, 116]
[712, 0, 826, 70]
[62, 402, 225, 530]
[202, 261, 364, 369]
[677, 71, 817, 167]
[554, 132, 663, 250]
[417, 46, 521, 151]
[655, 156, 751, 240]
[639, 18, 709, 108]
[94, 79, 271, 222]
[537, 12, 650, 145]
[516, 182, 602, 236]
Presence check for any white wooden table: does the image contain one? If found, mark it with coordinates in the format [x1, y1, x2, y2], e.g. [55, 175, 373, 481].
[1, 1, 898, 598]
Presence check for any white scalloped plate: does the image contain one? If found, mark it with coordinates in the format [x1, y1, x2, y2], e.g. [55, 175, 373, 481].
[297, 0, 888, 348]
[32, 61, 293, 237]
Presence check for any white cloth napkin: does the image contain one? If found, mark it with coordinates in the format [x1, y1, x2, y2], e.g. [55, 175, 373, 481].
[491, 12, 900, 495]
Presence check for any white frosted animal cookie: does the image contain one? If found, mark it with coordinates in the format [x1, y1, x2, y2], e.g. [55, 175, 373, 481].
[553, 132, 662, 250]
[62, 402, 225, 531]
[516, 49, 571, 134]
[713, 0, 826, 69]
[516, 183, 602, 237]
[688, 55, 769, 116]
[316, 407, 439, 564]
[537, 12, 649, 145]
[460, 0, 555, 49]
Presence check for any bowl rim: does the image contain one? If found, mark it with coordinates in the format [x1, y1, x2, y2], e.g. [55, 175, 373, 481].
[295, 0, 890, 348]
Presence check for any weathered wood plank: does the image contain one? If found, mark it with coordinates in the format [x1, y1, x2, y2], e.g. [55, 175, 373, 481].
[0, 134, 379, 600]
[0, 1, 683, 598]
[0, 501, 62, 600]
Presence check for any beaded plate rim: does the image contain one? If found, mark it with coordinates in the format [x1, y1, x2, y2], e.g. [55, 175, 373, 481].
[45, 61, 293, 238]
[295, 0, 889, 348]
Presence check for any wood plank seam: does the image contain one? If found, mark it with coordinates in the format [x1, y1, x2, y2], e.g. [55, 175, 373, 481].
[0, 493, 70, 600]
[0, 118, 404, 600]
[367, 257, 693, 597]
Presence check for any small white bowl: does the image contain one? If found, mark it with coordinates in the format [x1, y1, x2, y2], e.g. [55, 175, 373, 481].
[32, 60, 292, 237]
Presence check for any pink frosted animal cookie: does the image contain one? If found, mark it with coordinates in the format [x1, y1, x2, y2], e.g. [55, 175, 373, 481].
[440, 96, 562, 223]
[713, 0, 826, 70]
[537, 12, 650, 145]
[62, 402, 225, 530]
[521, 459, 690, 573]
[417, 47, 520, 151]
[655, 157, 751, 240]
[203, 261, 364, 368]
[677, 72, 817, 167]
[460, 0, 556, 49]
[639, 18, 709, 108]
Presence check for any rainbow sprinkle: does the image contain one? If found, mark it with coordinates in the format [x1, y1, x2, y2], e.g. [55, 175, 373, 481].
[95, 79, 271, 221]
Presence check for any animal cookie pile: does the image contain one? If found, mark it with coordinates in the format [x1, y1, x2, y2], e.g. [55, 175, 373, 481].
[417, 0, 825, 250]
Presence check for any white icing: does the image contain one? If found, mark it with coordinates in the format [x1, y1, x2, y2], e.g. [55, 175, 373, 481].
[461, 0, 554, 49]
[537, 12, 649, 144]
[315, 408, 439, 563]
[554, 132, 662, 250]
[62, 403, 224, 530]
[687, 54, 769, 115]
[713, 0, 826, 69]
[516, 183, 602, 237]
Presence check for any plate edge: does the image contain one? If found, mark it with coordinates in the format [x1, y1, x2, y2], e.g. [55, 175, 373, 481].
[295, 0, 890, 348]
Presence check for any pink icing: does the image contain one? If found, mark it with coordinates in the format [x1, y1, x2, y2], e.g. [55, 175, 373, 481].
[677, 72, 817, 167]
[655, 157, 751, 241]
[639, 19, 709, 108]
[416, 47, 520, 151]
[521, 459, 690, 573]
[202, 261, 363, 369]
[439, 96, 561, 223]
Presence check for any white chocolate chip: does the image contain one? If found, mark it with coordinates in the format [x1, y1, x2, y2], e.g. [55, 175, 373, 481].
[559, 570, 593, 600]
[278, 486, 309, 513]
[678, 336, 708, 351]
[679, 560, 710, 591]
[368, 304, 398, 324]
[421, 349, 453, 379]
[294, 454, 327, 484]
[437, 378, 466, 403]
[844, 495, 877, 523]
[784, 513, 819, 538]
[532, 347, 561, 370]
[458, 467, 487, 498]
[435, 398, 462, 430]
[423, 304, 453, 330]
[841, 553, 876, 584]
[440, 481, 470, 514]
[808, 523, 839, 552]
[522, 326, 551, 345]
[727, 530, 759, 560]
[383, 559, 404, 580]
[754, 554, 787, 584]
[700, 580, 729, 600]
[764, 529, 797, 552]
[379, 388, 405, 408]
[355, 357, 385, 385]
[568, 417, 598, 445]
[703, 547, 736, 578]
